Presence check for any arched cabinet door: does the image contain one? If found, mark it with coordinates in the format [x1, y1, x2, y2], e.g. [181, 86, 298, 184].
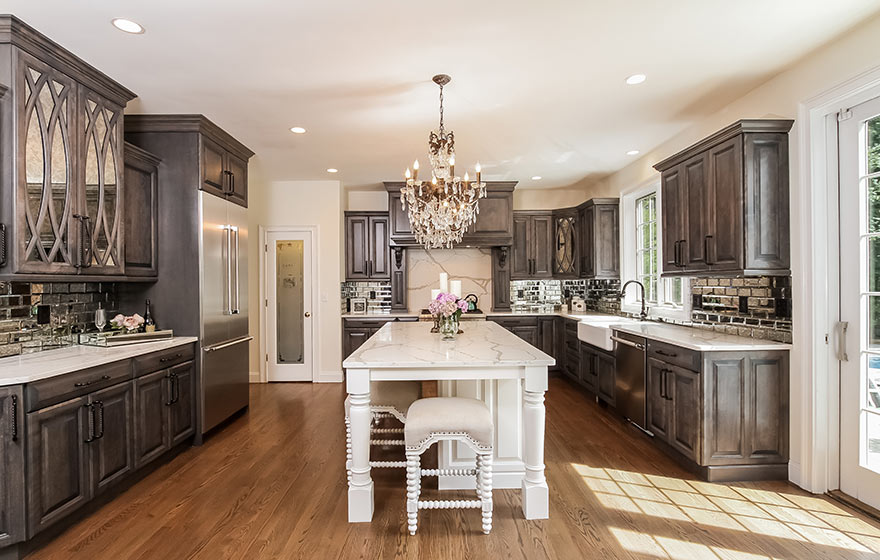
[79, 87, 124, 274]
[17, 52, 79, 273]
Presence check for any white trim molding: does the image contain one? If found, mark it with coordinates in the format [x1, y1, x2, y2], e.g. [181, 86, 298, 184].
[794, 64, 880, 493]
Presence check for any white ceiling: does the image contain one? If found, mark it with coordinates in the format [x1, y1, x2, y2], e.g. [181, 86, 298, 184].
[5, 0, 880, 190]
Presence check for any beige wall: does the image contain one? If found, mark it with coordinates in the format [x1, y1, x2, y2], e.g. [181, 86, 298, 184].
[247, 174, 344, 382]
[347, 186, 590, 212]
[575, 13, 880, 489]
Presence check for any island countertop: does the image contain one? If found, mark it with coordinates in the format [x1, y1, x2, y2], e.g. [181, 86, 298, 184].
[343, 321, 555, 369]
[0, 337, 199, 386]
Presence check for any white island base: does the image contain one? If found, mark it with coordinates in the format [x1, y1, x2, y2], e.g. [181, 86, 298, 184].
[343, 321, 553, 523]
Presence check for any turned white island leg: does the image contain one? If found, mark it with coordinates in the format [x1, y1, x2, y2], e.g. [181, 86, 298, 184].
[522, 366, 549, 519]
[347, 368, 374, 522]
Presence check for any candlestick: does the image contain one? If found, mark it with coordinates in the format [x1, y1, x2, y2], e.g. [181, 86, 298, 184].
[450, 280, 462, 298]
[439, 272, 449, 293]
[450, 155, 455, 178]
[413, 159, 420, 181]
[475, 162, 481, 184]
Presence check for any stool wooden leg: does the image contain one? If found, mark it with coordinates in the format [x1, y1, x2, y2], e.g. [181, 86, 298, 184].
[480, 453, 493, 535]
[406, 451, 421, 535]
[475, 454, 483, 499]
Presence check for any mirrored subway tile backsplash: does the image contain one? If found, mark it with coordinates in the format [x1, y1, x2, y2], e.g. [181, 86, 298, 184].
[340, 281, 392, 314]
[0, 282, 119, 358]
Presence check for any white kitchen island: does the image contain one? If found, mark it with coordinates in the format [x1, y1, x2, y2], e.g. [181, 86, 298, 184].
[343, 320, 554, 523]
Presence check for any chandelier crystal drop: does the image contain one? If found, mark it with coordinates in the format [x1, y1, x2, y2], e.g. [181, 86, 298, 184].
[401, 74, 486, 249]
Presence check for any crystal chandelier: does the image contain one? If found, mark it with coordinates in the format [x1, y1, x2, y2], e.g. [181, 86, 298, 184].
[401, 74, 486, 249]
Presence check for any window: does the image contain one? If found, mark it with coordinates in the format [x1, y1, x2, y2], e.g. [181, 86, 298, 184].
[621, 184, 689, 319]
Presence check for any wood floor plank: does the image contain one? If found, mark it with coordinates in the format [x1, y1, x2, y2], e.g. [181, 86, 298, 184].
[23, 377, 880, 560]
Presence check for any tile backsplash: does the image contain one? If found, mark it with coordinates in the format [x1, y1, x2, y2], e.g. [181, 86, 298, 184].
[510, 276, 792, 343]
[340, 281, 392, 314]
[0, 282, 119, 358]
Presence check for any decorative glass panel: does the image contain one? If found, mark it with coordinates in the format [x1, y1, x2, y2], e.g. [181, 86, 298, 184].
[82, 95, 121, 268]
[276, 240, 304, 364]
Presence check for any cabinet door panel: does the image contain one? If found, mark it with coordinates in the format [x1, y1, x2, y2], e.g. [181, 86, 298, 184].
[491, 248, 511, 311]
[682, 152, 709, 271]
[661, 167, 684, 273]
[579, 344, 597, 392]
[646, 360, 670, 441]
[26, 396, 91, 536]
[369, 216, 390, 279]
[707, 137, 743, 271]
[747, 354, 788, 462]
[80, 88, 124, 274]
[390, 247, 408, 311]
[582, 206, 595, 277]
[225, 152, 248, 207]
[703, 356, 746, 464]
[17, 52, 79, 273]
[169, 361, 196, 446]
[511, 215, 531, 279]
[510, 326, 538, 348]
[743, 133, 790, 272]
[89, 382, 134, 494]
[134, 370, 169, 469]
[594, 204, 620, 278]
[669, 366, 700, 462]
[538, 318, 555, 357]
[345, 215, 370, 280]
[0, 387, 25, 547]
[201, 137, 226, 198]
[596, 352, 616, 406]
[122, 143, 159, 276]
[532, 215, 553, 278]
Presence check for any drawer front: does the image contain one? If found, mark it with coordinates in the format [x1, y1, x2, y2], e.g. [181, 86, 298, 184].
[26, 361, 132, 412]
[487, 316, 539, 328]
[342, 319, 395, 329]
[563, 349, 579, 379]
[133, 344, 196, 377]
[646, 340, 700, 372]
[564, 319, 578, 335]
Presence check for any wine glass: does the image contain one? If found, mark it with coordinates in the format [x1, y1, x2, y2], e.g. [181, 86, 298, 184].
[95, 307, 107, 332]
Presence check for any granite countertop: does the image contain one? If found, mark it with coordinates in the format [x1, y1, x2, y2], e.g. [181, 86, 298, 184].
[0, 337, 200, 386]
[343, 321, 555, 369]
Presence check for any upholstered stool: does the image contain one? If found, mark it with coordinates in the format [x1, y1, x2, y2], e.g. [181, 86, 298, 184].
[345, 381, 421, 480]
[403, 397, 494, 535]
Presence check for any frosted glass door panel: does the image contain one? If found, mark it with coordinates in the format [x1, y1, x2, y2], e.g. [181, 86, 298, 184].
[276, 240, 304, 364]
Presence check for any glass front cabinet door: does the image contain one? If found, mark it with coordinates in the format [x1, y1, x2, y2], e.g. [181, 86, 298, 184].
[12, 49, 131, 276]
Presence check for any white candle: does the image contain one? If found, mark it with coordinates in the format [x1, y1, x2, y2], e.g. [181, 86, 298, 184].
[439, 272, 449, 293]
[450, 280, 462, 298]
[431, 289, 441, 301]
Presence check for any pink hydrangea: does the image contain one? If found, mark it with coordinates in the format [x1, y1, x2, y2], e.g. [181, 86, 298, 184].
[428, 292, 467, 318]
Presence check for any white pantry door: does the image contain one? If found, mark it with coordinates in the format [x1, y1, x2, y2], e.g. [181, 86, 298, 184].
[266, 231, 314, 382]
[839, 94, 880, 509]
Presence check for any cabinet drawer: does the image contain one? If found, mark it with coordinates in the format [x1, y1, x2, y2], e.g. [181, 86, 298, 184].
[647, 340, 700, 372]
[563, 350, 579, 379]
[26, 361, 132, 412]
[564, 319, 578, 335]
[133, 344, 196, 377]
[343, 319, 394, 329]
[488, 316, 539, 327]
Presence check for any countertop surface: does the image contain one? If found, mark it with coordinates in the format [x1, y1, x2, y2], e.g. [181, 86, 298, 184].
[343, 321, 555, 369]
[0, 337, 199, 386]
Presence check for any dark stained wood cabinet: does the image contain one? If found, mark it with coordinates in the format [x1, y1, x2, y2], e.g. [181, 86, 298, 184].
[345, 212, 390, 281]
[654, 119, 793, 276]
[596, 351, 616, 406]
[491, 247, 511, 311]
[511, 211, 553, 280]
[343, 318, 400, 359]
[0, 387, 25, 549]
[224, 152, 249, 207]
[668, 364, 700, 462]
[384, 182, 515, 247]
[537, 317, 555, 358]
[579, 343, 597, 393]
[646, 359, 671, 440]
[123, 143, 161, 278]
[88, 382, 135, 496]
[390, 247, 408, 311]
[577, 198, 619, 279]
[134, 370, 169, 469]
[552, 209, 578, 278]
[168, 361, 196, 447]
[200, 136, 249, 208]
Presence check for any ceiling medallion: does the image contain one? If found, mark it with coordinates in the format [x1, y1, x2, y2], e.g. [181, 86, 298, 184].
[402, 74, 486, 249]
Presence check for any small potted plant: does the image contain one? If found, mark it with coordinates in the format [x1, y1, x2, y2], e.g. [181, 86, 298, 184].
[110, 313, 145, 334]
[428, 293, 468, 340]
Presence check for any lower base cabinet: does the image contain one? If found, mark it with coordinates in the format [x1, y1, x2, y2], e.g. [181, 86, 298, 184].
[134, 361, 196, 470]
[646, 359, 699, 462]
[596, 352, 616, 406]
[89, 382, 135, 496]
[0, 387, 25, 548]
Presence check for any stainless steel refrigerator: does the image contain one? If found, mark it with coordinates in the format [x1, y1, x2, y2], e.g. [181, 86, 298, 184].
[199, 192, 251, 433]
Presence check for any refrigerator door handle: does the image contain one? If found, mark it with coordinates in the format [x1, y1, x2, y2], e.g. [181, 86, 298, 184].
[225, 225, 234, 315]
[233, 226, 241, 314]
[204, 336, 254, 353]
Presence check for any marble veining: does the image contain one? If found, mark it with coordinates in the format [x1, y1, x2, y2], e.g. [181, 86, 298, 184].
[0, 337, 199, 386]
[407, 248, 492, 312]
[343, 321, 554, 369]
[611, 322, 790, 351]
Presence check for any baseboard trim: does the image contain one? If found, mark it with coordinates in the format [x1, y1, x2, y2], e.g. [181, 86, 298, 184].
[249, 371, 262, 383]
[315, 369, 343, 383]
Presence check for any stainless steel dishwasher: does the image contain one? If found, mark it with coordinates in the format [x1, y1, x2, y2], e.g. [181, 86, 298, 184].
[612, 330, 647, 431]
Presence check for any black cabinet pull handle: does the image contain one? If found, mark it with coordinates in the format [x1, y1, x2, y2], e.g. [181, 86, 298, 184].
[659, 370, 666, 399]
[664, 370, 673, 401]
[95, 401, 105, 439]
[0, 223, 7, 267]
[679, 239, 687, 267]
[159, 353, 183, 364]
[10, 394, 17, 441]
[655, 349, 678, 358]
[165, 373, 179, 405]
[704, 235, 715, 265]
[74, 375, 111, 388]
[84, 403, 96, 443]
[672, 241, 679, 267]
[172, 374, 180, 404]
[73, 214, 93, 269]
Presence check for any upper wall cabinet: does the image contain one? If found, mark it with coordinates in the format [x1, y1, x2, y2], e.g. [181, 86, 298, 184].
[345, 212, 390, 281]
[122, 143, 161, 278]
[511, 211, 553, 280]
[125, 115, 254, 209]
[578, 198, 619, 279]
[552, 208, 578, 278]
[384, 182, 515, 247]
[654, 120, 793, 277]
[0, 16, 137, 279]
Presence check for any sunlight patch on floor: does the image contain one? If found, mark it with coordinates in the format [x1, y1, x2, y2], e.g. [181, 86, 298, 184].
[572, 463, 880, 556]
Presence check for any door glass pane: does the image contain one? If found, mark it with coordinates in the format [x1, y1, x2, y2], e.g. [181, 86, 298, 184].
[868, 115, 880, 175]
[869, 178, 880, 233]
[276, 240, 304, 364]
[865, 412, 880, 471]
[861, 115, 880, 474]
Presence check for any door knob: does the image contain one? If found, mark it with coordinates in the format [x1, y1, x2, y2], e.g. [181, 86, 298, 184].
[304, 312, 311, 318]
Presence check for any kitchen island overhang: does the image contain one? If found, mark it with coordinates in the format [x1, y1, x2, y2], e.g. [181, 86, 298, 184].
[343, 321, 554, 523]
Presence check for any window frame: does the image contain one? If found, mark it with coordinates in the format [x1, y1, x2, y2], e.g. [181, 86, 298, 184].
[619, 178, 691, 321]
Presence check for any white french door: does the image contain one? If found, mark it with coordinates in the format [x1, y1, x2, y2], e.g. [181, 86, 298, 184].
[839, 94, 880, 509]
[266, 231, 314, 382]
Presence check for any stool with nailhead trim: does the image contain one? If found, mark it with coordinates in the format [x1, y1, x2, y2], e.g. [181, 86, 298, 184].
[403, 397, 494, 535]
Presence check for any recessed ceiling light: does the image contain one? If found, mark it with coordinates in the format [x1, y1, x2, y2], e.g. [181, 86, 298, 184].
[111, 18, 144, 34]
[327, 168, 338, 173]
[626, 150, 640, 156]
[625, 74, 646, 85]
[290, 127, 306, 134]
[531, 176, 542, 181]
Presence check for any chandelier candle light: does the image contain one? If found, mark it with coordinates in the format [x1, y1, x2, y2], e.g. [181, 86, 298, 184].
[402, 74, 487, 249]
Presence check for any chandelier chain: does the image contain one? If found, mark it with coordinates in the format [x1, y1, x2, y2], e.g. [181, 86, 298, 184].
[438, 84, 445, 134]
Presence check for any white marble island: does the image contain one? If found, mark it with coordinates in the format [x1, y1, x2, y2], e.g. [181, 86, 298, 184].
[343, 320, 554, 523]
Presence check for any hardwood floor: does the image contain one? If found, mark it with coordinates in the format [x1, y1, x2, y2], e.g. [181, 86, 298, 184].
[24, 376, 880, 560]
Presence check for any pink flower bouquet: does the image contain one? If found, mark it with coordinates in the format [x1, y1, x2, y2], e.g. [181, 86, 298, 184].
[428, 292, 468, 319]
[110, 313, 145, 333]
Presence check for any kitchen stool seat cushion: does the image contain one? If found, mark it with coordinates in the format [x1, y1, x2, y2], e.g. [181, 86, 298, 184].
[404, 397, 493, 451]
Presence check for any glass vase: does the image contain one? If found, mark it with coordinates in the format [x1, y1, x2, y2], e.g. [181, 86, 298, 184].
[439, 315, 459, 341]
